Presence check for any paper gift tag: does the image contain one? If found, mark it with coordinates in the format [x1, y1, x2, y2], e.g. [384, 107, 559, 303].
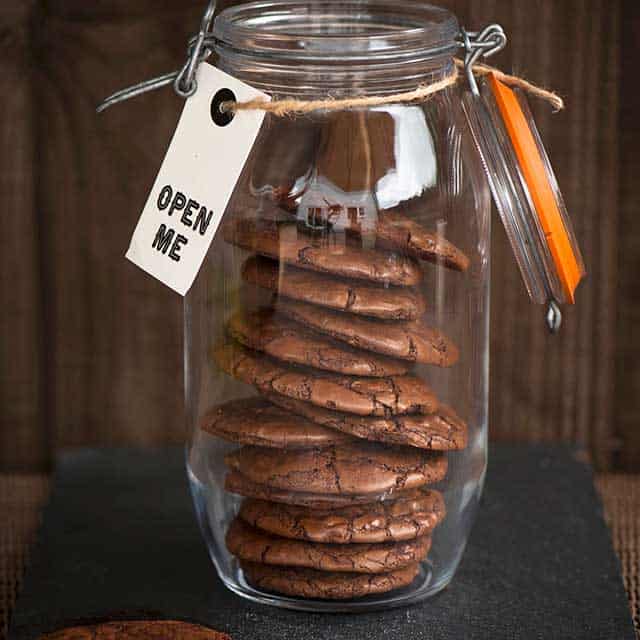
[126, 62, 270, 295]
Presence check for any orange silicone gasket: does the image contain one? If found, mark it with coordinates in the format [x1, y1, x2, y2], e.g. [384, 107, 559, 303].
[488, 72, 583, 303]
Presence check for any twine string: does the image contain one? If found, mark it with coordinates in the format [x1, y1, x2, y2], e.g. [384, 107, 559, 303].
[462, 60, 564, 112]
[222, 58, 564, 117]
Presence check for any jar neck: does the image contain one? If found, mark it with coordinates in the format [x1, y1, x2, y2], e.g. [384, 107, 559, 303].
[214, 49, 456, 98]
[212, 1, 460, 99]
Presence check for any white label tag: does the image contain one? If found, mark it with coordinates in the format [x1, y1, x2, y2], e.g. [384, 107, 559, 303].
[126, 63, 270, 295]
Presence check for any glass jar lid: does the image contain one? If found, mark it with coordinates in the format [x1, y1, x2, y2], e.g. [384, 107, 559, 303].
[463, 69, 585, 317]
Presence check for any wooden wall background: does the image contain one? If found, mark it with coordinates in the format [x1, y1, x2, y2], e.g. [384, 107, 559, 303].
[0, 0, 637, 472]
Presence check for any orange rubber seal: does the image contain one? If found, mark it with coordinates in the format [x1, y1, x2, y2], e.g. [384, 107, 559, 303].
[488, 72, 584, 303]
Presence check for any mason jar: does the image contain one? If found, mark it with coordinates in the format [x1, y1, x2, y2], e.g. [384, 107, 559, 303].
[185, 0, 582, 612]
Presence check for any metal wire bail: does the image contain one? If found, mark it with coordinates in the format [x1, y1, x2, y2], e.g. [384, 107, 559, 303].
[97, 0, 217, 112]
[460, 24, 507, 96]
[174, 0, 217, 98]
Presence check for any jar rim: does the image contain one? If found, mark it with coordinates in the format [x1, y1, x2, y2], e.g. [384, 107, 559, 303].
[213, 0, 460, 63]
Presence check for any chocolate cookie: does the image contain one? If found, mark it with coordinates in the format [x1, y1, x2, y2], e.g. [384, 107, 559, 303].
[215, 344, 439, 417]
[376, 211, 470, 272]
[242, 256, 426, 320]
[228, 309, 408, 377]
[239, 490, 445, 543]
[223, 219, 423, 286]
[199, 398, 353, 449]
[225, 473, 424, 509]
[268, 395, 468, 451]
[277, 299, 459, 366]
[224, 442, 447, 496]
[240, 561, 420, 600]
[40, 622, 231, 640]
[226, 518, 431, 573]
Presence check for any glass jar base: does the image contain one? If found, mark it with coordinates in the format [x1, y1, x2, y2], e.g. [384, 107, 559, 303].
[189, 464, 456, 612]
[189, 457, 461, 613]
[218, 561, 454, 613]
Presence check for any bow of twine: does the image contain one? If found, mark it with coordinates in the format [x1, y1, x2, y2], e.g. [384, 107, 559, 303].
[221, 58, 564, 118]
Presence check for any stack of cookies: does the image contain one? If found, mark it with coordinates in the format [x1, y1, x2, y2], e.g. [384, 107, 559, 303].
[201, 213, 470, 600]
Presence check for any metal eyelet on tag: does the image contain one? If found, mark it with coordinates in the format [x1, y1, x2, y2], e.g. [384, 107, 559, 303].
[211, 88, 236, 126]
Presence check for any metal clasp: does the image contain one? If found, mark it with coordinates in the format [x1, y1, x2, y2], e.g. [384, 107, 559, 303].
[173, 0, 217, 97]
[460, 25, 507, 96]
[97, 0, 217, 112]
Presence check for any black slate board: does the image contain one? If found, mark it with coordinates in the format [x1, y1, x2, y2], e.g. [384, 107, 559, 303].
[9, 445, 635, 640]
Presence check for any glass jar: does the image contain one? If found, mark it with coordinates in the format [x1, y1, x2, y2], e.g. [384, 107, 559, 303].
[185, 0, 577, 612]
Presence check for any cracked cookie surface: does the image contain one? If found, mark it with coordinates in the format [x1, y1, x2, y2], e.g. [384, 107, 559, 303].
[224, 442, 447, 495]
[223, 218, 423, 286]
[268, 394, 468, 450]
[225, 472, 425, 508]
[226, 518, 431, 573]
[199, 397, 353, 449]
[39, 621, 231, 640]
[240, 561, 421, 599]
[375, 211, 470, 271]
[238, 490, 445, 544]
[229, 308, 408, 377]
[216, 344, 438, 416]
[277, 299, 459, 366]
[242, 255, 426, 320]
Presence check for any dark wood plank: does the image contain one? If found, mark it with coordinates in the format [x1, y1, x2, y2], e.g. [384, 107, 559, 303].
[0, 1, 49, 471]
[6, 0, 625, 470]
[34, 2, 206, 451]
[616, 0, 640, 470]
